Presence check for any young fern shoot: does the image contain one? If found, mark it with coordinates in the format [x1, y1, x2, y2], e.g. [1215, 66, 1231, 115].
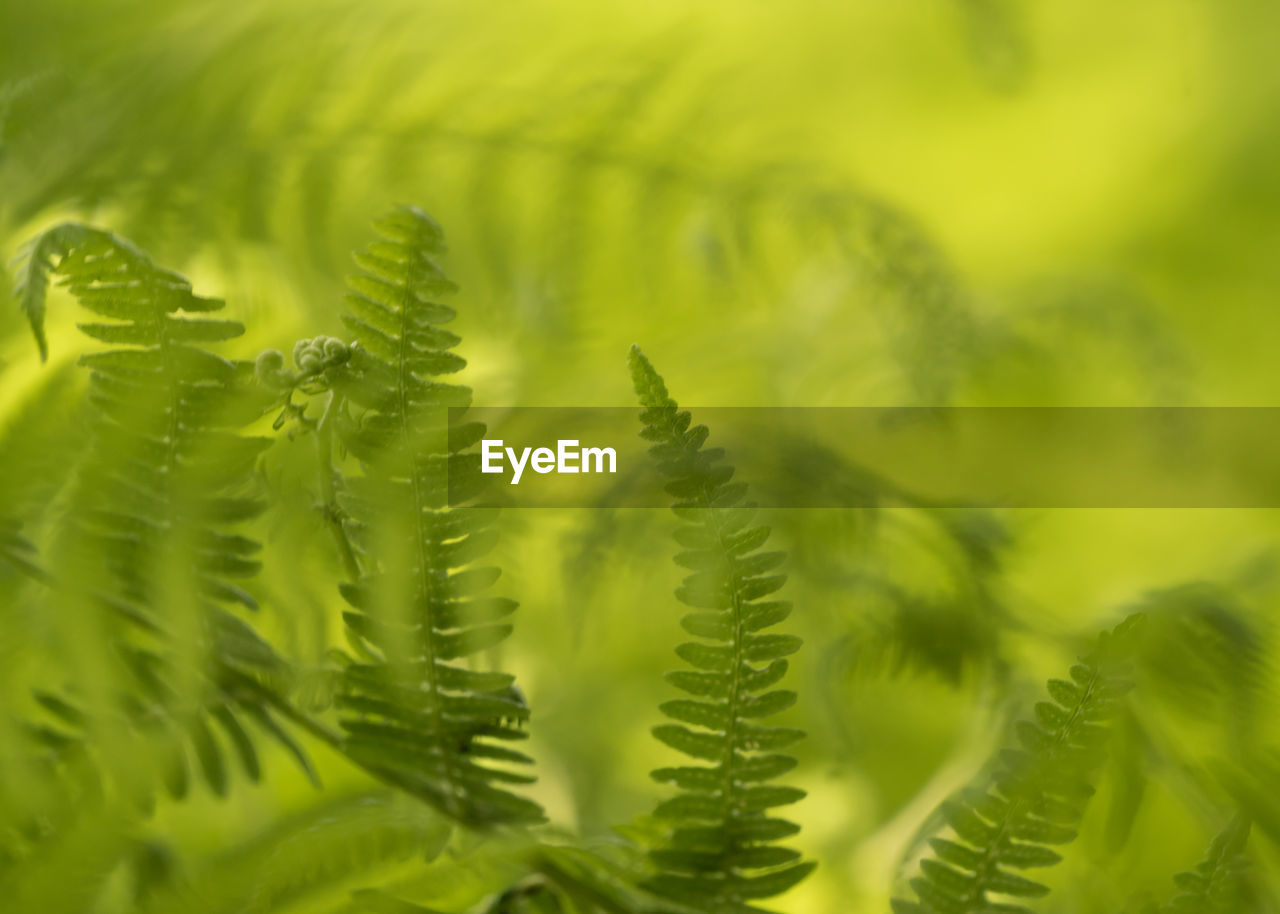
[629, 345, 815, 913]
[894, 614, 1144, 914]
[322, 206, 543, 827]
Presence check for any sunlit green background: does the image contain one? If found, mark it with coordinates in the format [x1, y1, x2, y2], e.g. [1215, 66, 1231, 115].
[2, 1, 1279, 912]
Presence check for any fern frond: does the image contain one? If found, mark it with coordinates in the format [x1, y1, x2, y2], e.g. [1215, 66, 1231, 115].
[1159, 817, 1254, 914]
[12, 223, 307, 797]
[328, 206, 542, 827]
[893, 614, 1144, 914]
[628, 345, 814, 913]
[1136, 582, 1273, 752]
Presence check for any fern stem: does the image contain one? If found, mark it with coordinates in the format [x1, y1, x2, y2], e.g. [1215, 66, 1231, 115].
[315, 390, 361, 582]
[700, 493, 748, 870]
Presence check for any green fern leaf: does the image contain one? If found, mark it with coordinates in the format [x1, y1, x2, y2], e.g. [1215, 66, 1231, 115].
[12, 223, 305, 797]
[629, 345, 814, 914]
[893, 614, 1145, 914]
[330, 206, 543, 827]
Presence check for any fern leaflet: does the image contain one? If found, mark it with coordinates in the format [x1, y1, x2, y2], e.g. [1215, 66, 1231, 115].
[894, 614, 1144, 914]
[326, 206, 543, 826]
[0, 516, 48, 584]
[12, 222, 94, 361]
[629, 345, 814, 913]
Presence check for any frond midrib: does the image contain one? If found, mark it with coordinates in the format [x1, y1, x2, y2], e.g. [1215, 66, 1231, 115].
[394, 250, 460, 812]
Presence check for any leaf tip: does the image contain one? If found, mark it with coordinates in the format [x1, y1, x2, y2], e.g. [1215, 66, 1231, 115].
[628, 344, 672, 408]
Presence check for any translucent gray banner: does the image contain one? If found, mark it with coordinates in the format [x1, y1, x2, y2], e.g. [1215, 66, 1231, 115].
[448, 408, 1280, 508]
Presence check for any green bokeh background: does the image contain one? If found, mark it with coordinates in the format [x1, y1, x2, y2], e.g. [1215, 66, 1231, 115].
[2, 2, 1278, 912]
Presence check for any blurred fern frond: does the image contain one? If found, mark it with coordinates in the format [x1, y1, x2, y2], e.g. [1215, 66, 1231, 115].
[1134, 582, 1274, 750]
[9, 223, 310, 798]
[0, 515, 46, 584]
[326, 206, 543, 827]
[1136, 816, 1259, 914]
[893, 614, 1144, 914]
[629, 345, 814, 913]
[533, 840, 699, 914]
[0, 3, 978, 403]
[133, 791, 453, 914]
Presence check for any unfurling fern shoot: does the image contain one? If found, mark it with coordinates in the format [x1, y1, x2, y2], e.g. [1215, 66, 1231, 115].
[326, 206, 543, 827]
[894, 614, 1144, 914]
[629, 345, 815, 913]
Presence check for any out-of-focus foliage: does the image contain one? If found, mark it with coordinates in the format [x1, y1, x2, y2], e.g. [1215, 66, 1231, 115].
[894, 615, 1142, 914]
[1148, 816, 1256, 914]
[2, 1, 1280, 913]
